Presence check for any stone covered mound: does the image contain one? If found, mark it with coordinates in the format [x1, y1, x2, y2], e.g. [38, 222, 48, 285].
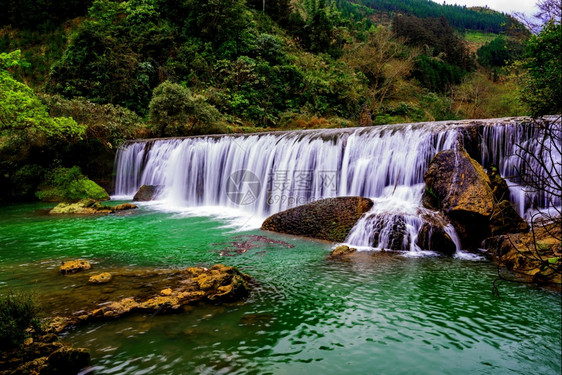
[49, 264, 252, 333]
[261, 197, 374, 242]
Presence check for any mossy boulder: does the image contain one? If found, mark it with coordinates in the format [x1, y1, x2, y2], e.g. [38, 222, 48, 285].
[88, 272, 112, 284]
[328, 245, 357, 259]
[133, 185, 161, 201]
[49, 200, 137, 215]
[261, 197, 374, 242]
[422, 148, 527, 249]
[60, 260, 91, 274]
[483, 223, 561, 286]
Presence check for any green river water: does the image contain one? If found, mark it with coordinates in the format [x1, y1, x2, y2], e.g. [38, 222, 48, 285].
[0, 203, 560, 374]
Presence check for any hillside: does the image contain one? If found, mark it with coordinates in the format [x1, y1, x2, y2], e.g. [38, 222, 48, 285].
[347, 0, 524, 33]
[2, 0, 559, 203]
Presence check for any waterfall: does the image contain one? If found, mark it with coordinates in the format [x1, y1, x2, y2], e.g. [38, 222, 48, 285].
[114, 118, 560, 252]
[480, 119, 562, 219]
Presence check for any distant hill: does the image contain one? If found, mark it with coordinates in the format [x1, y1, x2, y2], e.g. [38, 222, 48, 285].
[342, 0, 521, 33]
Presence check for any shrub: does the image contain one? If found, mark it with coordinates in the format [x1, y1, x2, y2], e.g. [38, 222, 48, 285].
[35, 166, 109, 202]
[0, 292, 43, 350]
[148, 81, 220, 136]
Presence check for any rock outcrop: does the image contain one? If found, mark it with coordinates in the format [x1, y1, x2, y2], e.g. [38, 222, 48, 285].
[483, 222, 561, 286]
[261, 197, 373, 242]
[422, 148, 527, 248]
[133, 185, 161, 201]
[48, 265, 251, 333]
[49, 199, 137, 215]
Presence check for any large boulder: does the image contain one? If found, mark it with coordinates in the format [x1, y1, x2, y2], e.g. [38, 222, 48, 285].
[489, 200, 529, 236]
[261, 197, 374, 242]
[415, 212, 457, 256]
[422, 148, 494, 248]
[133, 185, 160, 201]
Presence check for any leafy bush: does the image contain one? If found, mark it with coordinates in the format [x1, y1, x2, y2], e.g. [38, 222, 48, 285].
[36, 166, 109, 202]
[148, 81, 220, 136]
[41, 95, 145, 148]
[0, 292, 43, 350]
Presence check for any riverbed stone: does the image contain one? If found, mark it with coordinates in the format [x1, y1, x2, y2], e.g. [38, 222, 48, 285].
[88, 272, 112, 284]
[60, 260, 91, 274]
[49, 200, 137, 215]
[48, 265, 252, 332]
[416, 222, 456, 256]
[328, 245, 357, 259]
[261, 197, 374, 242]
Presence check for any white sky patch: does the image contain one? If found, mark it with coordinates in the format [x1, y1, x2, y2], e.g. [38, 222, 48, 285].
[433, 0, 538, 18]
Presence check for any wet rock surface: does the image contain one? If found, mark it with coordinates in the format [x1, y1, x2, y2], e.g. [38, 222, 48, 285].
[422, 148, 528, 249]
[133, 185, 161, 201]
[483, 222, 561, 286]
[59, 260, 91, 274]
[261, 197, 374, 242]
[47, 265, 252, 333]
[328, 245, 357, 259]
[0, 333, 90, 375]
[49, 199, 137, 215]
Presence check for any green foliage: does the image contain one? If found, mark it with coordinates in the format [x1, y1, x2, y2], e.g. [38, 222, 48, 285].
[355, 0, 519, 33]
[0, 51, 85, 147]
[413, 55, 466, 93]
[148, 81, 221, 136]
[519, 21, 562, 117]
[36, 166, 109, 202]
[41, 95, 145, 148]
[392, 14, 475, 72]
[477, 36, 524, 69]
[0, 292, 43, 350]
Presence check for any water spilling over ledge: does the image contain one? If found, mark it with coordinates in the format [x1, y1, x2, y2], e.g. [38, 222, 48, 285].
[114, 117, 561, 251]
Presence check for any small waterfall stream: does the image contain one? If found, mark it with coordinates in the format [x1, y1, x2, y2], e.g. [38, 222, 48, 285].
[114, 118, 560, 252]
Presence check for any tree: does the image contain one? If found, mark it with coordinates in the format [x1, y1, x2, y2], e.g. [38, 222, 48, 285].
[148, 81, 220, 136]
[343, 26, 418, 117]
[0, 51, 84, 147]
[518, 21, 562, 117]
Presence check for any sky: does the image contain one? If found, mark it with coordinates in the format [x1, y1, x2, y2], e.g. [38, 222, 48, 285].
[435, 0, 538, 17]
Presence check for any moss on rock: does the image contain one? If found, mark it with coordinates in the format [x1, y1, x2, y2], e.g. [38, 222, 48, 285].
[261, 197, 373, 242]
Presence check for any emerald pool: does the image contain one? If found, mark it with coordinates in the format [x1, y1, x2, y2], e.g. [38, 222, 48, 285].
[1, 203, 560, 374]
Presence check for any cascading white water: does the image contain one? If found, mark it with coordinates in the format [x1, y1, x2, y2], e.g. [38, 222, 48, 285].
[480, 119, 562, 219]
[114, 118, 560, 252]
[115, 122, 461, 251]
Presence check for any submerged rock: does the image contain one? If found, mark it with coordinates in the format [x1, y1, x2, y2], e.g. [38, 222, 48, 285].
[261, 197, 374, 242]
[133, 185, 160, 201]
[48, 265, 252, 333]
[49, 200, 137, 215]
[60, 260, 91, 274]
[328, 245, 357, 259]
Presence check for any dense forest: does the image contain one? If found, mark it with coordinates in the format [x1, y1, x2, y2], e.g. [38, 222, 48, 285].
[0, 0, 560, 203]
